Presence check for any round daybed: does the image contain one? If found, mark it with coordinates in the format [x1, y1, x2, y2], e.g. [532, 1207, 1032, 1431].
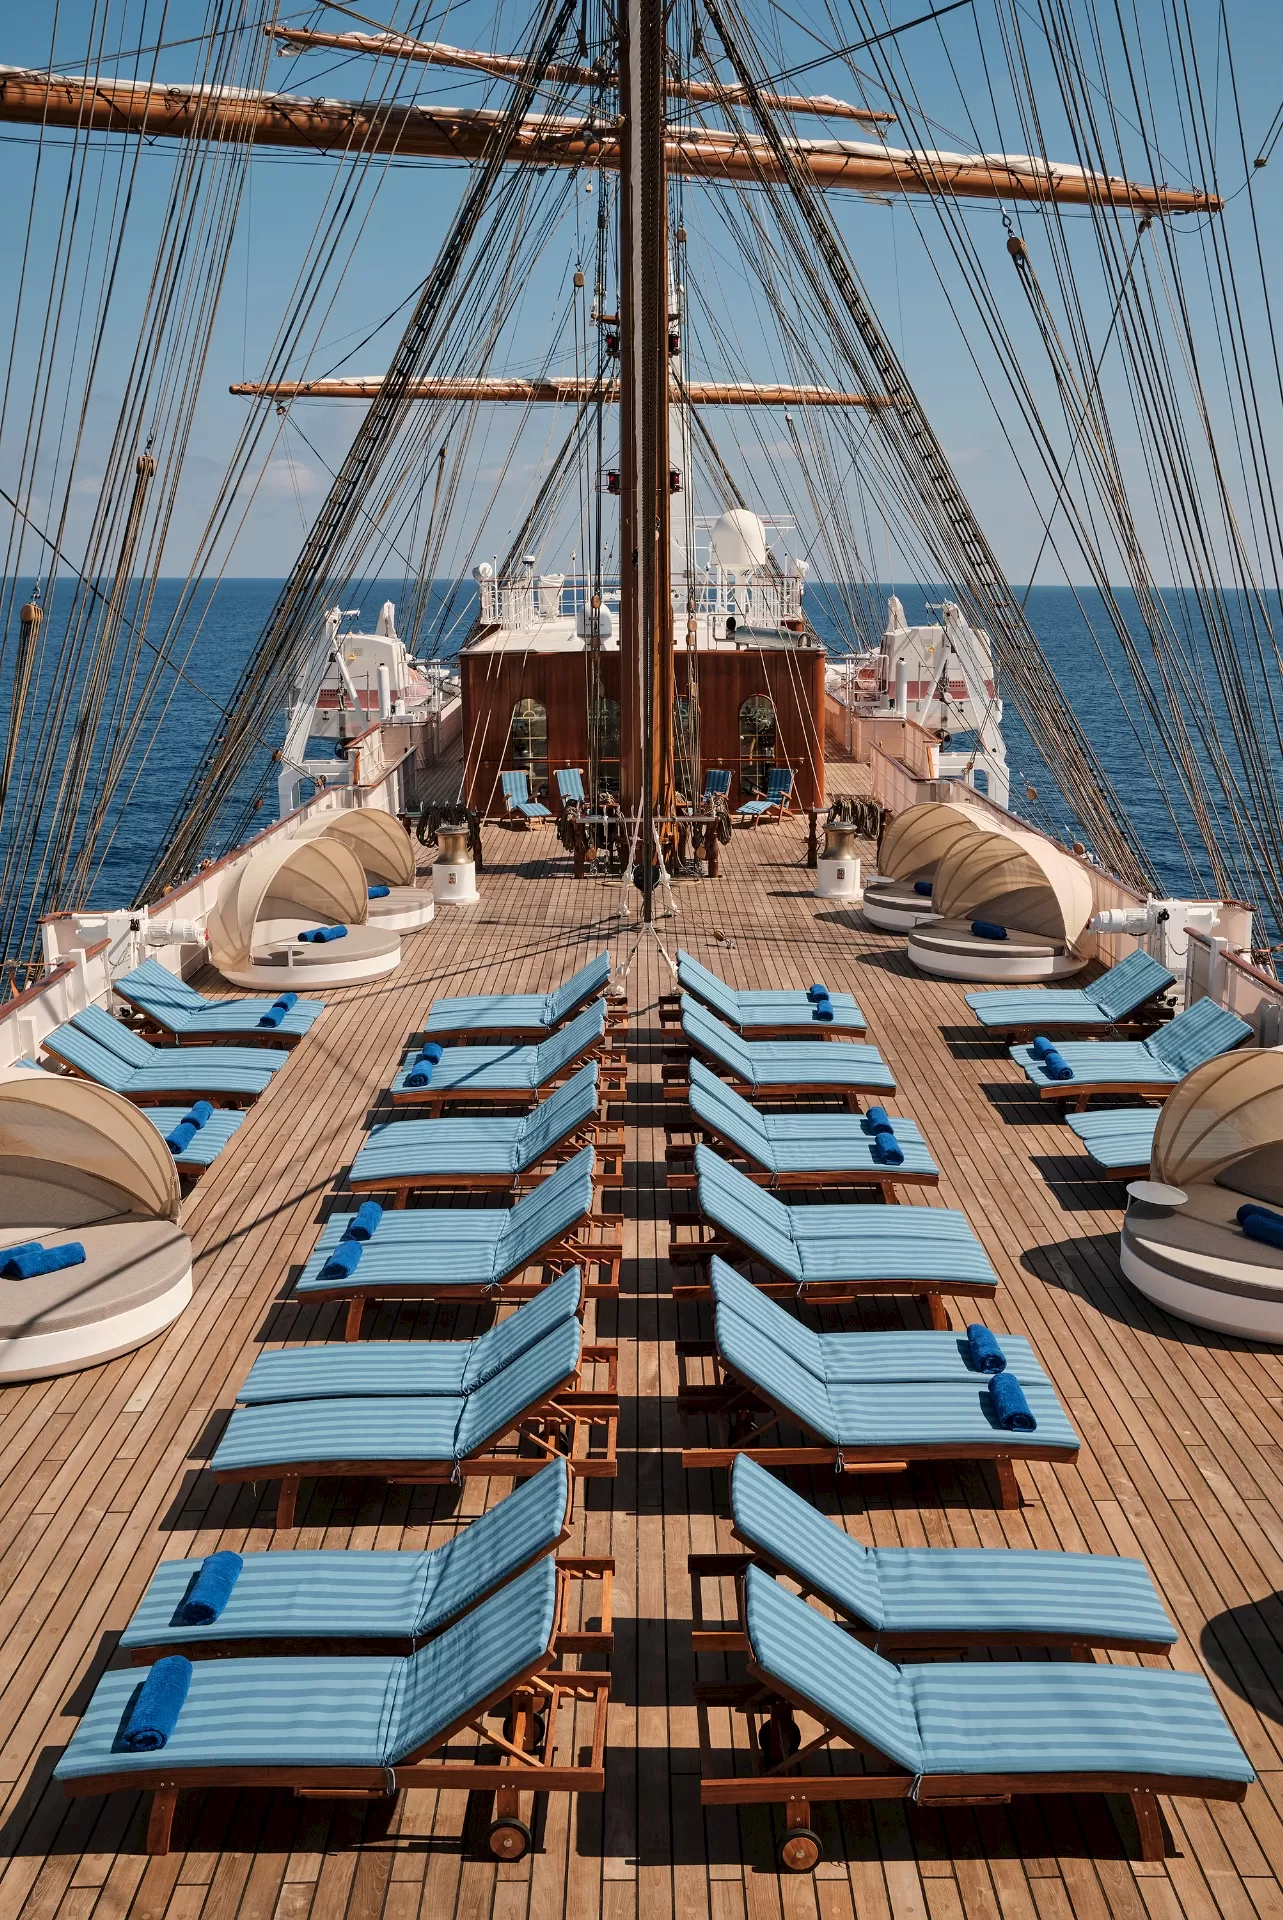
[295, 809, 434, 932]
[1121, 1049, 1283, 1343]
[862, 801, 986, 931]
[0, 1067, 191, 1380]
[208, 837, 401, 989]
[907, 827, 1093, 981]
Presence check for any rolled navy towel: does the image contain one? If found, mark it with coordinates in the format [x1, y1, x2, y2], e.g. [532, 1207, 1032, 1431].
[257, 1005, 285, 1028]
[871, 1128, 904, 1167]
[971, 920, 1008, 942]
[417, 1042, 444, 1065]
[1030, 1036, 1055, 1058]
[989, 1371, 1036, 1431]
[319, 1238, 363, 1280]
[368, 884, 391, 899]
[1238, 1202, 1283, 1230]
[965, 1324, 1007, 1373]
[913, 879, 933, 896]
[185, 1100, 215, 1129]
[298, 925, 348, 943]
[1239, 1206, 1283, 1251]
[863, 1105, 892, 1134]
[348, 1200, 383, 1242]
[274, 992, 299, 1011]
[1040, 1048, 1074, 1081]
[812, 998, 834, 1023]
[0, 1240, 86, 1280]
[166, 1121, 199, 1156]
[807, 984, 828, 1002]
[404, 1059, 435, 1088]
[175, 1551, 244, 1626]
[118, 1656, 192, 1752]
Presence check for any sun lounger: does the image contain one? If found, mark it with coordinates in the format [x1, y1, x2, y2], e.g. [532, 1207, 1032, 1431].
[56, 1558, 610, 1859]
[119, 1455, 610, 1663]
[736, 766, 793, 822]
[1065, 1107, 1159, 1176]
[422, 952, 611, 1041]
[140, 1106, 245, 1175]
[965, 949, 1175, 1037]
[688, 1452, 1177, 1653]
[43, 1008, 285, 1106]
[695, 1564, 1251, 1871]
[702, 769, 732, 803]
[667, 1000, 894, 1106]
[350, 1061, 618, 1195]
[1010, 998, 1251, 1108]
[248, 1265, 583, 1400]
[113, 957, 324, 1045]
[391, 1000, 616, 1110]
[294, 1150, 620, 1335]
[663, 951, 867, 1037]
[555, 767, 586, 806]
[667, 1060, 938, 1195]
[501, 770, 552, 822]
[679, 1258, 1077, 1506]
[211, 1315, 617, 1525]
[671, 1152, 997, 1323]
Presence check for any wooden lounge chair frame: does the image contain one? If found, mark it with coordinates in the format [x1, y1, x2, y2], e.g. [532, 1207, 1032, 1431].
[676, 1341, 1074, 1508]
[1033, 1078, 1181, 1113]
[40, 1037, 259, 1110]
[686, 1553, 1169, 1657]
[62, 1573, 611, 1861]
[662, 1119, 936, 1200]
[125, 1556, 616, 1664]
[693, 1673, 1245, 1872]
[326, 1210, 624, 1339]
[216, 1350, 620, 1527]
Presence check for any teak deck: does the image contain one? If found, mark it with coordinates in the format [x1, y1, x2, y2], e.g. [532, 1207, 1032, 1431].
[2, 755, 1282, 1920]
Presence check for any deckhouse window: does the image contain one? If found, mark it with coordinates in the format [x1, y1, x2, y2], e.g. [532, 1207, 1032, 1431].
[509, 697, 548, 794]
[738, 694, 776, 800]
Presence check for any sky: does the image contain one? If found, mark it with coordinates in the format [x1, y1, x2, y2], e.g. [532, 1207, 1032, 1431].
[0, 0, 1280, 593]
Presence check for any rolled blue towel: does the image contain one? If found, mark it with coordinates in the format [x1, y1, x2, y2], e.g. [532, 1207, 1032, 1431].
[320, 1238, 363, 1280]
[185, 1101, 215, 1129]
[971, 920, 1008, 941]
[0, 1240, 86, 1280]
[166, 1121, 199, 1156]
[348, 1200, 383, 1242]
[298, 925, 348, 943]
[989, 1372, 1036, 1431]
[1031, 1035, 1055, 1058]
[871, 1129, 904, 1167]
[417, 1042, 444, 1065]
[368, 884, 391, 899]
[1040, 1048, 1074, 1081]
[913, 879, 932, 896]
[1239, 1206, 1283, 1251]
[965, 1324, 1007, 1373]
[175, 1551, 244, 1626]
[807, 984, 828, 1002]
[812, 999, 834, 1023]
[274, 992, 299, 1011]
[257, 1005, 285, 1029]
[118, 1656, 192, 1752]
[405, 1060, 435, 1088]
[863, 1106, 892, 1134]
[1237, 1203, 1283, 1230]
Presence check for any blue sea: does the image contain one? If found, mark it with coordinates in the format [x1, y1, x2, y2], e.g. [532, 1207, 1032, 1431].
[0, 576, 1269, 926]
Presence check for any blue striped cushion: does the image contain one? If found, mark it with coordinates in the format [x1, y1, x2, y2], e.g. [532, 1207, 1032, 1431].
[295, 1210, 505, 1297]
[696, 1150, 802, 1279]
[392, 1559, 557, 1758]
[421, 1459, 569, 1630]
[874, 1547, 1176, 1643]
[533, 1001, 606, 1077]
[141, 1109, 244, 1168]
[352, 1115, 529, 1182]
[1145, 998, 1251, 1075]
[1065, 1108, 1158, 1171]
[212, 1398, 461, 1474]
[73, 1005, 289, 1073]
[460, 1267, 581, 1389]
[546, 954, 611, 1023]
[824, 1377, 1080, 1451]
[1012, 1041, 1178, 1089]
[517, 1065, 599, 1162]
[455, 1318, 581, 1456]
[239, 1345, 470, 1404]
[684, 1002, 894, 1087]
[731, 1455, 886, 1629]
[494, 1149, 594, 1273]
[715, 1308, 838, 1440]
[744, 1567, 923, 1771]
[424, 996, 546, 1034]
[966, 989, 1100, 1030]
[48, 1022, 277, 1097]
[688, 1062, 775, 1165]
[710, 1261, 824, 1371]
[116, 958, 324, 1035]
[1090, 950, 1175, 1021]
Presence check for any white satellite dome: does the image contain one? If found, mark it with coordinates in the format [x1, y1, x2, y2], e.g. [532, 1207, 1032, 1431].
[709, 509, 767, 572]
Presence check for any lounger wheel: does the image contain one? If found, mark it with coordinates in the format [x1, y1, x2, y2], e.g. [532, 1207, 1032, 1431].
[758, 1713, 801, 1766]
[488, 1817, 533, 1861]
[777, 1826, 822, 1873]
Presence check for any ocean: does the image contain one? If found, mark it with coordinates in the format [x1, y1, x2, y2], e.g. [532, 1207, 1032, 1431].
[0, 576, 1268, 930]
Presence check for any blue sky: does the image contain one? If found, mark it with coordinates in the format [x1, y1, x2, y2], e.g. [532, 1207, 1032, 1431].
[1, 0, 1280, 589]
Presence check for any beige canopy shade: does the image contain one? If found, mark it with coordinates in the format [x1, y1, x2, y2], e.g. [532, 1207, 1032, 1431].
[0, 1066, 180, 1223]
[207, 836, 370, 973]
[931, 827, 1094, 945]
[877, 801, 988, 881]
[1152, 1049, 1283, 1192]
[296, 809, 416, 886]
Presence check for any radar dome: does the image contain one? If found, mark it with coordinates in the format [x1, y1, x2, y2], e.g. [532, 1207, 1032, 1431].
[709, 509, 767, 572]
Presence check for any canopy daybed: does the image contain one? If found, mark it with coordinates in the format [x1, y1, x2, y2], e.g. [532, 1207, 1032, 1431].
[295, 808, 433, 931]
[861, 801, 987, 930]
[1120, 1047, 1283, 1343]
[0, 1066, 190, 1379]
[207, 836, 401, 988]
[907, 827, 1093, 981]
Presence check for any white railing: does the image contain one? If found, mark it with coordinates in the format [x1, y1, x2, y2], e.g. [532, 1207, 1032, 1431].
[476, 570, 805, 634]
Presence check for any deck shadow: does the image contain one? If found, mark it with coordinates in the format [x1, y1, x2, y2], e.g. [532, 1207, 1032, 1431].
[1200, 1599, 1283, 1723]
[981, 1081, 1060, 1125]
[1029, 1153, 1129, 1213]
